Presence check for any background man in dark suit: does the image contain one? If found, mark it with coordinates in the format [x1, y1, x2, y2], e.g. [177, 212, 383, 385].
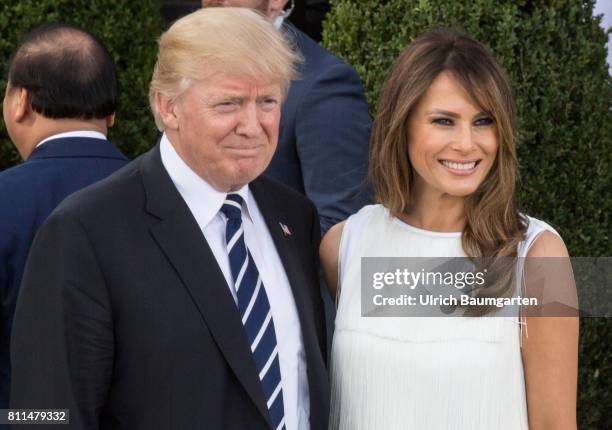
[203, 0, 372, 234]
[0, 23, 127, 412]
[10, 8, 329, 429]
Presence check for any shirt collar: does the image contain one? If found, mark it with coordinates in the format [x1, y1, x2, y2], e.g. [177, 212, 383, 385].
[273, 15, 285, 29]
[36, 130, 107, 148]
[159, 133, 255, 227]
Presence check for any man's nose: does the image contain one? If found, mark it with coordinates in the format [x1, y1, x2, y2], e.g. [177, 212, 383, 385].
[235, 103, 264, 138]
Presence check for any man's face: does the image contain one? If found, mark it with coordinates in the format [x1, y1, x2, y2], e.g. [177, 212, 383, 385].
[202, 0, 271, 16]
[162, 73, 282, 192]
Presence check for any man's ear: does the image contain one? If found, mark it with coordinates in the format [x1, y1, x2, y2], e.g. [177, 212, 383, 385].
[13, 87, 30, 123]
[155, 92, 180, 130]
[269, 0, 290, 21]
[106, 113, 116, 127]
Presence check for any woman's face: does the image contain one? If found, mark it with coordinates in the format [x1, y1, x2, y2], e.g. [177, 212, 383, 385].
[407, 71, 498, 200]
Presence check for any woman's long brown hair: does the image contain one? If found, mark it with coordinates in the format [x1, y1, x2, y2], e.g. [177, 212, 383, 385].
[369, 29, 527, 312]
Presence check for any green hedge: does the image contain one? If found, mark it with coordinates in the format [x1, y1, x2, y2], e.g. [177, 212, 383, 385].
[323, 1, 611, 428]
[0, 0, 163, 170]
[0, 0, 610, 427]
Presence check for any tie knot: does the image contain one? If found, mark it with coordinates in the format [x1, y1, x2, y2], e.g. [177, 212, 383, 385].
[220, 194, 244, 221]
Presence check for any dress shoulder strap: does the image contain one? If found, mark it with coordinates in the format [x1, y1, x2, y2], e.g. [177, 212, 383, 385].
[516, 216, 563, 342]
[336, 205, 384, 305]
[518, 216, 561, 258]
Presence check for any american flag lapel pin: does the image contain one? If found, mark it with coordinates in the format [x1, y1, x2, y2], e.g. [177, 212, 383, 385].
[279, 222, 292, 236]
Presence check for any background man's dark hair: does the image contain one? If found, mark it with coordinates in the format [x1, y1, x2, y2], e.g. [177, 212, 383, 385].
[7, 22, 117, 119]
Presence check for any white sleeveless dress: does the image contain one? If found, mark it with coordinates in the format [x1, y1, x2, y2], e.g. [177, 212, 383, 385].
[329, 204, 558, 430]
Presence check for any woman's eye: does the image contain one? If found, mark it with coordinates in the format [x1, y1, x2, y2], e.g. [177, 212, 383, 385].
[432, 118, 453, 126]
[474, 117, 494, 126]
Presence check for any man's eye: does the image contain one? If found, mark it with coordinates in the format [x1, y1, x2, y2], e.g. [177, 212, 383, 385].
[215, 102, 237, 111]
[432, 118, 453, 126]
[260, 99, 279, 110]
[474, 117, 494, 126]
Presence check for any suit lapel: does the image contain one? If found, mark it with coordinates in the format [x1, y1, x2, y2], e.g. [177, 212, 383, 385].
[250, 179, 323, 362]
[251, 178, 330, 427]
[250, 179, 313, 319]
[140, 145, 272, 428]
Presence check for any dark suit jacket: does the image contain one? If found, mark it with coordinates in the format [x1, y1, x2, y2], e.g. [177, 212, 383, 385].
[10, 144, 329, 430]
[265, 24, 372, 234]
[0, 136, 127, 411]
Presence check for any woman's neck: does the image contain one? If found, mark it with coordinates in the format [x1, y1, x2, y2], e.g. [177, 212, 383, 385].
[400, 191, 466, 232]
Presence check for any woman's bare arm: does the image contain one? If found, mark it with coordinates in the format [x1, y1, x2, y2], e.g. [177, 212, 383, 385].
[522, 231, 578, 430]
[319, 221, 346, 301]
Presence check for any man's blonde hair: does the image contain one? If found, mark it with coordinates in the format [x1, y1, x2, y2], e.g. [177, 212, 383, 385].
[149, 7, 301, 130]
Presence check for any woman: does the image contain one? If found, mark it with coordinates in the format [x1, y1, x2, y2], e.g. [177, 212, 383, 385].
[321, 29, 578, 429]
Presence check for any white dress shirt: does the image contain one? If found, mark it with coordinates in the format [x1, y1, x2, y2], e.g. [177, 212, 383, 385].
[160, 134, 310, 430]
[36, 130, 107, 148]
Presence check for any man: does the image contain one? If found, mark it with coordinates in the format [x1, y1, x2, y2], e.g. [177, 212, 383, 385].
[10, 9, 329, 430]
[203, 0, 372, 234]
[0, 23, 127, 411]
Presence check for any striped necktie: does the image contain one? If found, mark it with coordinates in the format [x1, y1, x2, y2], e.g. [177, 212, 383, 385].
[220, 193, 286, 430]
